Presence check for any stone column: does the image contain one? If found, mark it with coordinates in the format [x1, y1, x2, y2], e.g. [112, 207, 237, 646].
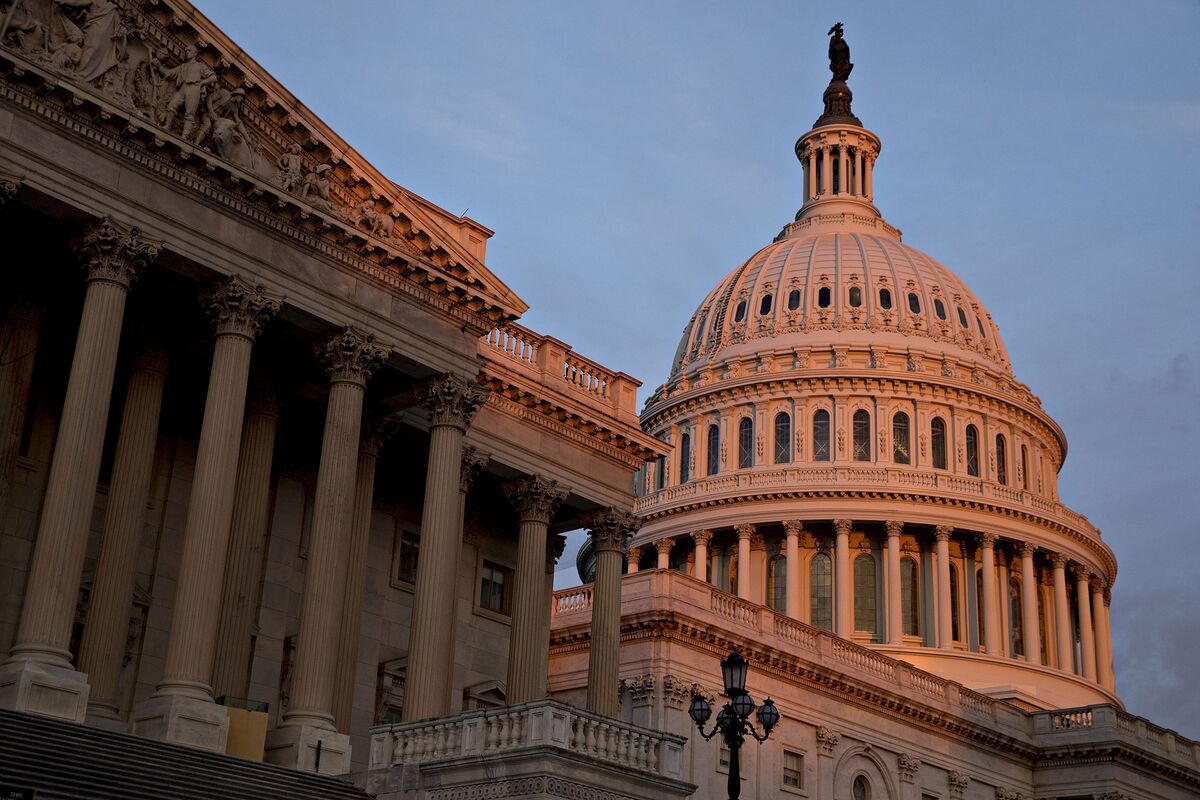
[656, 538, 674, 570]
[504, 476, 568, 705]
[854, 149, 864, 195]
[821, 147, 833, 196]
[1091, 578, 1112, 690]
[403, 375, 488, 722]
[784, 521, 803, 620]
[692, 530, 712, 583]
[330, 421, 387, 734]
[538, 533, 567, 700]
[865, 153, 875, 199]
[838, 147, 849, 195]
[1051, 553, 1073, 671]
[1, 219, 159, 724]
[935, 526, 953, 649]
[1073, 566, 1097, 682]
[1101, 589, 1116, 691]
[626, 547, 642, 574]
[979, 533, 999, 654]
[1019, 542, 1041, 665]
[133, 276, 279, 750]
[735, 524, 754, 600]
[268, 329, 387, 773]
[0, 297, 41, 510]
[77, 341, 169, 724]
[885, 521, 903, 644]
[834, 519, 852, 637]
[211, 378, 280, 701]
[444, 447, 488, 711]
[806, 149, 817, 200]
[586, 508, 638, 717]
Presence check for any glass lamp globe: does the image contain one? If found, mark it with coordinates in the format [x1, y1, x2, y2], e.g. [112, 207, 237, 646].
[757, 697, 780, 730]
[731, 690, 756, 720]
[716, 705, 733, 729]
[721, 649, 749, 695]
[688, 695, 712, 727]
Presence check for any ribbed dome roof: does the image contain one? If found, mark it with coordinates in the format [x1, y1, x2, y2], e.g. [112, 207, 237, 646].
[670, 216, 1010, 380]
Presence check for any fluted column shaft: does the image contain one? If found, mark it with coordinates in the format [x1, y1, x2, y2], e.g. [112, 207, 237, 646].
[77, 344, 168, 717]
[403, 375, 488, 722]
[1074, 567, 1097, 681]
[692, 530, 712, 583]
[539, 532, 566, 701]
[211, 385, 279, 700]
[0, 298, 41, 509]
[935, 526, 953, 649]
[885, 521, 902, 644]
[834, 519, 852, 637]
[784, 521, 802, 620]
[854, 149, 864, 195]
[806, 150, 817, 201]
[1019, 544, 1041, 665]
[1100, 592, 1115, 690]
[865, 155, 874, 199]
[979, 534, 999, 655]
[586, 509, 638, 717]
[330, 430, 382, 733]
[504, 476, 567, 705]
[1091, 581, 1112, 690]
[735, 524, 754, 600]
[1051, 555, 1072, 671]
[9, 221, 159, 667]
[821, 147, 833, 196]
[157, 278, 279, 700]
[656, 538, 673, 570]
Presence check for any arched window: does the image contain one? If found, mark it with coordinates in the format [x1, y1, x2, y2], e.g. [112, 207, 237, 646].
[728, 554, 738, 597]
[1009, 577, 1024, 657]
[813, 410, 831, 461]
[965, 424, 980, 477]
[976, 569, 984, 646]
[901, 556, 920, 636]
[1038, 584, 1050, 665]
[852, 410, 871, 461]
[1020, 444, 1029, 490]
[934, 298, 947, 320]
[706, 424, 720, 476]
[738, 417, 754, 469]
[931, 417, 947, 469]
[879, 288, 893, 309]
[695, 311, 709, 342]
[759, 294, 773, 316]
[892, 412, 911, 464]
[787, 289, 801, 310]
[768, 555, 787, 612]
[679, 433, 691, 483]
[853, 776, 871, 800]
[810, 553, 832, 631]
[977, 317, 987, 339]
[907, 292, 921, 314]
[995, 434, 1008, 485]
[733, 300, 746, 322]
[817, 286, 832, 308]
[848, 286, 863, 307]
[957, 306, 969, 328]
[774, 412, 791, 464]
[949, 562, 961, 641]
[854, 554, 877, 635]
[654, 455, 665, 491]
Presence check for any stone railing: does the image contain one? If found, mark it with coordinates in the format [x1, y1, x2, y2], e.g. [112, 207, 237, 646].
[553, 585, 593, 614]
[368, 698, 687, 781]
[480, 322, 639, 423]
[1032, 705, 1200, 769]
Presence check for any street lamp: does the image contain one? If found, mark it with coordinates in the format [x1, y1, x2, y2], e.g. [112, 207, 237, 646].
[689, 648, 779, 800]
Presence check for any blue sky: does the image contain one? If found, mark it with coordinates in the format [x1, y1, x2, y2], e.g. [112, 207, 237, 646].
[195, 1, 1200, 737]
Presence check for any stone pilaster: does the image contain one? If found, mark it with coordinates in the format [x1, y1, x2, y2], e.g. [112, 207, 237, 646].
[1019, 542, 1041, 665]
[1051, 553, 1073, 671]
[885, 521, 903, 644]
[1072, 565, 1097, 681]
[1, 219, 159, 724]
[897, 753, 920, 800]
[504, 476, 568, 704]
[77, 341, 169, 724]
[934, 525, 953, 648]
[269, 328, 387, 774]
[815, 726, 839, 800]
[735, 523, 754, 600]
[784, 521, 803, 619]
[0, 297, 41, 512]
[403, 374, 488, 722]
[978, 533, 999, 654]
[133, 275, 279, 751]
[210, 377, 280, 701]
[833, 519, 852, 637]
[586, 508, 639, 717]
[691, 530, 712, 583]
[655, 537, 674, 570]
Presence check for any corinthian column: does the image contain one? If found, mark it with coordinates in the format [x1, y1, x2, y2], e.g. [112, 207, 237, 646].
[885, 521, 902, 644]
[77, 341, 169, 723]
[539, 533, 567, 698]
[133, 276, 280, 750]
[403, 375, 488, 722]
[784, 521, 803, 619]
[656, 538, 674, 570]
[0, 297, 41, 510]
[833, 519, 852, 637]
[979, 533, 999, 654]
[269, 329, 387, 773]
[504, 476, 568, 704]
[586, 508, 639, 717]
[1091, 580, 1113, 690]
[1019, 542, 1041, 665]
[1100, 588, 1115, 690]
[211, 378, 280, 701]
[1051, 553, 1072, 671]
[735, 523, 754, 600]
[626, 547, 642, 574]
[934, 526, 953, 649]
[692, 530, 712, 583]
[1073, 566, 1097, 681]
[1, 219, 159, 724]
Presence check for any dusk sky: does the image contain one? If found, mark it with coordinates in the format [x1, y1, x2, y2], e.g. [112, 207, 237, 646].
[196, 1, 1200, 737]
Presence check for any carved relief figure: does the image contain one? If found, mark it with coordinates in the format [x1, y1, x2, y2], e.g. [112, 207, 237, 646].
[277, 144, 303, 192]
[48, 25, 82, 72]
[162, 44, 215, 140]
[198, 86, 275, 180]
[52, 0, 124, 84]
[301, 164, 337, 214]
[0, 0, 49, 56]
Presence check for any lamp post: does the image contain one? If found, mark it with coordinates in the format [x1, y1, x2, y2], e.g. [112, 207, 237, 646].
[689, 649, 779, 800]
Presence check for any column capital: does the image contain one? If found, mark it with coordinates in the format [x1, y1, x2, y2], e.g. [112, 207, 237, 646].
[245, 371, 282, 418]
[587, 507, 640, 555]
[359, 413, 400, 458]
[815, 725, 840, 754]
[934, 525, 952, 542]
[783, 520, 804, 537]
[1018, 540, 1037, 558]
[885, 520, 904, 538]
[748, 533, 766, 551]
[317, 327, 388, 386]
[897, 753, 920, 783]
[1070, 564, 1092, 583]
[627, 546, 643, 563]
[460, 446, 490, 493]
[420, 373, 489, 430]
[1090, 575, 1108, 592]
[978, 532, 998, 548]
[131, 338, 170, 376]
[504, 475, 568, 524]
[1050, 552, 1067, 569]
[735, 523, 756, 540]
[546, 533, 567, 571]
[692, 529, 714, 546]
[204, 275, 282, 340]
[5, 295, 42, 325]
[948, 770, 970, 799]
[655, 537, 675, 555]
[78, 217, 161, 288]
[833, 519, 852, 537]
[0, 173, 22, 204]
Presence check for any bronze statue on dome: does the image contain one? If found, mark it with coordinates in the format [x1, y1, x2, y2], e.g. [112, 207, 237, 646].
[827, 22, 852, 82]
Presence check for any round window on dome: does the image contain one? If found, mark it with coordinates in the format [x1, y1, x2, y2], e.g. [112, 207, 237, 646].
[879, 288, 893, 309]
[934, 299, 947, 320]
[957, 306, 969, 328]
[907, 292, 921, 314]
[734, 300, 746, 323]
[848, 286, 862, 307]
[788, 289, 801, 311]
[759, 294, 773, 316]
[817, 287, 831, 308]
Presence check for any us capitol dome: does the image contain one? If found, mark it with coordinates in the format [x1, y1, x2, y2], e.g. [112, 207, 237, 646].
[609, 36, 1118, 711]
